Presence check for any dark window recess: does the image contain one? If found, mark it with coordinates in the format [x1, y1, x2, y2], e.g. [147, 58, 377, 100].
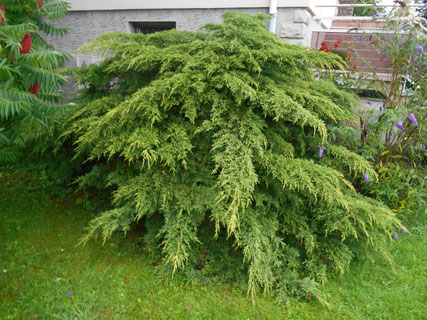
[131, 22, 176, 34]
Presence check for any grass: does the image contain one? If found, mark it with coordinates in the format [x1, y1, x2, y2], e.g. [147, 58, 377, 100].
[0, 168, 425, 319]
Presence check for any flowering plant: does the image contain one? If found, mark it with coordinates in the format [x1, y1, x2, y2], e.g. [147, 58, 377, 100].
[319, 38, 357, 71]
[328, 4, 426, 217]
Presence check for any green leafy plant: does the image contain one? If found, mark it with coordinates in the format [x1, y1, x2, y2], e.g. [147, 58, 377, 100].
[353, 0, 385, 17]
[0, 0, 70, 162]
[328, 5, 426, 217]
[66, 13, 400, 302]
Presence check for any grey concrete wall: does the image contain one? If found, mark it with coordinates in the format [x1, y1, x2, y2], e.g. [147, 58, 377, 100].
[50, 8, 266, 60]
[48, 7, 316, 94]
[50, 7, 316, 58]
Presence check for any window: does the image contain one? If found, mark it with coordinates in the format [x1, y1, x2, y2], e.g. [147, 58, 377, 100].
[130, 22, 176, 34]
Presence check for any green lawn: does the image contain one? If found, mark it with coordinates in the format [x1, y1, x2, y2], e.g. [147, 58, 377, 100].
[0, 169, 425, 319]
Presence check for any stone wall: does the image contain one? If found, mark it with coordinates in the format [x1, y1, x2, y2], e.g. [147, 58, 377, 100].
[277, 8, 313, 46]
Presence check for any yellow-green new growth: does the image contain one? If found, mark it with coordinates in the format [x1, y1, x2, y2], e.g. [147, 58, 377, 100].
[70, 12, 400, 302]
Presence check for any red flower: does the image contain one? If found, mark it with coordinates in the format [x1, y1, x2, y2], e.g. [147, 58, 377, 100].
[320, 42, 329, 52]
[29, 81, 40, 94]
[20, 34, 32, 54]
[0, 6, 5, 25]
[337, 38, 343, 43]
[334, 43, 339, 47]
[347, 63, 357, 71]
[38, 0, 43, 8]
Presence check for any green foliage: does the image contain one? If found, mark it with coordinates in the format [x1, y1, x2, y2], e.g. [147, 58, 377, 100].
[353, 0, 385, 17]
[0, 0, 70, 162]
[327, 7, 426, 217]
[1, 168, 425, 319]
[67, 13, 400, 301]
[371, 162, 426, 220]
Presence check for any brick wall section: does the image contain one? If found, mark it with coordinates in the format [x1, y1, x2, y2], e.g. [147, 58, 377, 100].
[311, 20, 393, 74]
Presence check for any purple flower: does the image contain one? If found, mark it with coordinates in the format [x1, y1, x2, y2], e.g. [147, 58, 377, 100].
[416, 44, 424, 52]
[422, 3, 427, 10]
[363, 173, 369, 183]
[408, 113, 418, 126]
[67, 291, 73, 297]
[402, 226, 407, 234]
[372, 13, 377, 20]
[393, 233, 399, 239]
[358, 75, 363, 80]
[395, 121, 404, 130]
[356, 36, 362, 41]
[317, 146, 327, 158]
